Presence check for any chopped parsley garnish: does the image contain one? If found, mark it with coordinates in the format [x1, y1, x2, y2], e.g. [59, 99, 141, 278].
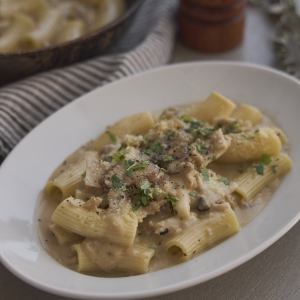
[140, 180, 151, 190]
[125, 160, 149, 175]
[190, 120, 203, 130]
[165, 130, 176, 141]
[180, 115, 194, 123]
[218, 176, 230, 186]
[165, 194, 178, 212]
[196, 127, 216, 138]
[181, 115, 215, 138]
[107, 131, 117, 144]
[132, 181, 154, 209]
[255, 164, 265, 175]
[161, 154, 174, 162]
[201, 168, 210, 181]
[111, 175, 125, 191]
[223, 121, 241, 134]
[255, 154, 272, 175]
[144, 141, 163, 156]
[260, 154, 272, 165]
[81, 171, 86, 178]
[112, 148, 127, 163]
[196, 143, 209, 155]
[188, 124, 215, 138]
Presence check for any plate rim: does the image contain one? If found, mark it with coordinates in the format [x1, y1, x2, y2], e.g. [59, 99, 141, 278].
[0, 61, 300, 299]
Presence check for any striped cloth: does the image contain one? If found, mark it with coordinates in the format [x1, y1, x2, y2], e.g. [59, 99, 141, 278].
[0, 0, 177, 162]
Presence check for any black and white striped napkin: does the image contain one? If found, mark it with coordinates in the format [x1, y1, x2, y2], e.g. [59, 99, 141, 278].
[0, 0, 178, 162]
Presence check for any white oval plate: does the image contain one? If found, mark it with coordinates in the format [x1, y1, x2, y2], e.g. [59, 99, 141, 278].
[0, 62, 299, 299]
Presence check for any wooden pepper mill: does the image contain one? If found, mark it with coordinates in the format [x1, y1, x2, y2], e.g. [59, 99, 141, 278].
[179, 0, 246, 53]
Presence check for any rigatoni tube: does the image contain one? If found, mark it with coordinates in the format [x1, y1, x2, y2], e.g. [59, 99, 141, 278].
[72, 243, 99, 273]
[234, 153, 292, 201]
[82, 239, 155, 274]
[45, 159, 86, 200]
[184, 92, 236, 123]
[51, 197, 138, 246]
[219, 128, 282, 163]
[231, 104, 263, 125]
[165, 204, 240, 259]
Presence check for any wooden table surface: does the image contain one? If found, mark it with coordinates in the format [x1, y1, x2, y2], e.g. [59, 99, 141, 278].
[1, 6, 299, 300]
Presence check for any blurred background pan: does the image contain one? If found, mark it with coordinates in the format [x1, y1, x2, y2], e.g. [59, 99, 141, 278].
[0, 0, 144, 86]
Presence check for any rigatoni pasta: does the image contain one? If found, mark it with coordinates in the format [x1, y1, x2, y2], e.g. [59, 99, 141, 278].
[218, 127, 282, 163]
[165, 204, 240, 259]
[72, 244, 99, 273]
[234, 153, 292, 201]
[39, 91, 292, 277]
[184, 92, 236, 122]
[81, 239, 155, 274]
[232, 104, 263, 125]
[51, 198, 138, 246]
[46, 157, 86, 199]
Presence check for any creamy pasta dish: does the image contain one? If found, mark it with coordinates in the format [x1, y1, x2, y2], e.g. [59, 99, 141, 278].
[39, 92, 292, 276]
[0, 0, 125, 53]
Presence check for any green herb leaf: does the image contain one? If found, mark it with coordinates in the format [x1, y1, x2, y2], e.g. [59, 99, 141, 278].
[144, 141, 163, 156]
[181, 114, 216, 138]
[131, 181, 154, 210]
[161, 154, 174, 162]
[255, 154, 272, 175]
[196, 143, 209, 155]
[139, 195, 149, 206]
[107, 131, 117, 144]
[111, 175, 124, 191]
[125, 160, 149, 175]
[188, 126, 215, 139]
[112, 149, 127, 163]
[165, 194, 178, 212]
[260, 154, 272, 165]
[140, 180, 151, 191]
[223, 121, 241, 134]
[165, 130, 176, 141]
[218, 176, 230, 186]
[201, 169, 210, 181]
[197, 127, 215, 138]
[180, 115, 194, 123]
[255, 164, 265, 175]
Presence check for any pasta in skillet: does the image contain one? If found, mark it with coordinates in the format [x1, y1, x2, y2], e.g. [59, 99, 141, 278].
[39, 92, 292, 276]
[0, 0, 125, 53]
